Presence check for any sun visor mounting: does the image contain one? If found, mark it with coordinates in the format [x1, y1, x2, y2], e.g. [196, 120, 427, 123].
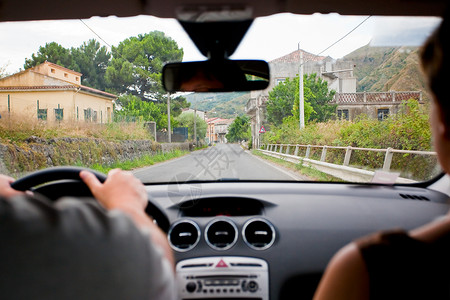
[179, 19, 253, 59]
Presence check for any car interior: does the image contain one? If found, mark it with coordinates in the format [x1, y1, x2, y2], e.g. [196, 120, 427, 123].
[1, 0, 449, 299]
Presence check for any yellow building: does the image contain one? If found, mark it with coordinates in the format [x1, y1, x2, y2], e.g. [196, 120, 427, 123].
[0, 61, 116, 123]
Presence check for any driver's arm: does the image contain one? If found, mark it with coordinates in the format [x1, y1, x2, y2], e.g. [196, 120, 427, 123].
[79, 169, 175, 268]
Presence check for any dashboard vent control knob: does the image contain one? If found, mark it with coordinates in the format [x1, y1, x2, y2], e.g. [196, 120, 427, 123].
[205, 219, 238, 250]
[243, 218, 276, 250]
[168, 220, 200, 252]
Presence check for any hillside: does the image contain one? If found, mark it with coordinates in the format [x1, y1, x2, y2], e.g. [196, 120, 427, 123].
[186, 92, 250, 119]
[184, 45, 431, 118]
[341, 44, 430, 100]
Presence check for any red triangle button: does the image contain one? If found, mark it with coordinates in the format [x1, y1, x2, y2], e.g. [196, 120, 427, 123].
[216, 259, 228, 268]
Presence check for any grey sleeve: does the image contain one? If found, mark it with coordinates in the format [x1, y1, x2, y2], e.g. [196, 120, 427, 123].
[0, 195, 177, 300]
[140, 230, 178, 300]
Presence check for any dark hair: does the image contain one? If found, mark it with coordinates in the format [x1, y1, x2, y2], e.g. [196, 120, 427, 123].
[420, 11, 449, 124]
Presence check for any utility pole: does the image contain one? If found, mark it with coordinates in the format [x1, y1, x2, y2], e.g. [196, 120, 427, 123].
[194, 107, 197, 145]
[299, 44, 305, 129]
[167, 92, 171, 143]
[194, 93, 197, 145]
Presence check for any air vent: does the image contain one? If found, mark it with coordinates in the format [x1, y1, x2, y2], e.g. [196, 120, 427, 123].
[399, 194, 430, 201]
[243, 218, 276, 250]
[168, 220, 200, 252]
[205, 219, 238, 250]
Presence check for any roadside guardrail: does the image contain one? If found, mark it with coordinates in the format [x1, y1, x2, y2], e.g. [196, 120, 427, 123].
[258, 144, 437, 183]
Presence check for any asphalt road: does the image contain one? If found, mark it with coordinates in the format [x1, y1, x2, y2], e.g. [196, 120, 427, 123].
[133, 144, 307, 183]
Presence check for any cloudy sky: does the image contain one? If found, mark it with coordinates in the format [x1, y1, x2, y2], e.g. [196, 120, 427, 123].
[0, 13, 441, 74]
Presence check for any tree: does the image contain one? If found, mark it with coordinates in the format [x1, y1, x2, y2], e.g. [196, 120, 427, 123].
[105, 31, 183, 102]
[303, 73, 336, 122]
[0, 63, 9, 79]
[114, 94, 174, 129]
[176, 113, 207, 141]
[226, 115, 251, 142]
[266, 77, 314, 126]
[23, 40, 111, 91]
[24, 42, 73, 69]
[156, 95, 190, 119]
[71, 39, 111, 90]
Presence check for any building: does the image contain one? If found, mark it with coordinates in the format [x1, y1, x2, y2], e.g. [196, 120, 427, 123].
[206, 117, 234, 144]
[246, 49, 356, 148]
[0, 61, 117, 123]
[181, 108, 207, 120]
[333, 91, 423, 121]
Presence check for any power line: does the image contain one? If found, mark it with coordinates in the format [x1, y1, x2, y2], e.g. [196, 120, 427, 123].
[79, 19, 113, 49]
[316, 15, 372, 57]
[79, 18, 162, 100]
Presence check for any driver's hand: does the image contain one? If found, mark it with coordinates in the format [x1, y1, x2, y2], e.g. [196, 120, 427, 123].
[80, 168, 175, 268]
[0, 174, 27, 198]
[80, 169, 148, 213]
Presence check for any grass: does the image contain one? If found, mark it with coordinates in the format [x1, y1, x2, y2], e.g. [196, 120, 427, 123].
[251, 149, 342, 182]
[0, 113, 153, 143]
[88, 149, 189, 173]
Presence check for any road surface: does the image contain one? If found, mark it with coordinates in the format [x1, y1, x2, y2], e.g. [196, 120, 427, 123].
[133, 144, 307, 183]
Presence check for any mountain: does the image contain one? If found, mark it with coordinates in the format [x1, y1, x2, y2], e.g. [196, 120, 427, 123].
[341, 44, 430, 100]
[186, 92, 250, 119]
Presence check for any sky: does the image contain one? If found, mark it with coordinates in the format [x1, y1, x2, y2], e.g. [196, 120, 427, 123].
[0, 13, 441, 74]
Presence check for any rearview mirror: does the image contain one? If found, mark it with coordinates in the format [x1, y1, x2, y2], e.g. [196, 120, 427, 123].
[162, 60, 270, 92]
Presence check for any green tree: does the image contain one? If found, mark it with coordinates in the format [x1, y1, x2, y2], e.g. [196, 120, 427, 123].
[24, 40, 111, 91]
[71, 39, 111, 90]
[0, 63, 9, 79]
[105, 31, 183, 102]
[303, 73, 336, 122]
[156, 95, 190, 119]
[114, 94, 175, 129]
[24, 42, 73, 69]
[176, 113, 207, 141]
[266, 76, 313, 126]
[226, 115, 251, 142]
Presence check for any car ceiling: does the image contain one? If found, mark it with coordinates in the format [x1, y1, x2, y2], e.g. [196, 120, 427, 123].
[0, 0, 447, 22]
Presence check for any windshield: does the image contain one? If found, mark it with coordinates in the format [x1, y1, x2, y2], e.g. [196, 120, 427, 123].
[0, 13, 442, 184]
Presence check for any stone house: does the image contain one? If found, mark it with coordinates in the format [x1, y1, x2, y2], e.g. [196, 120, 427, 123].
[181, 108, 207, 120]
[333, 91, 423, 121]
[0, 61, 116, 123]
[206, 117, 234, 144]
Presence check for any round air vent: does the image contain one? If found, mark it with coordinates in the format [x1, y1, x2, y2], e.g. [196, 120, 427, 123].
[168, 220, 200, 252]
[205, 219, 238, 250]
[243, 218, 276, 250]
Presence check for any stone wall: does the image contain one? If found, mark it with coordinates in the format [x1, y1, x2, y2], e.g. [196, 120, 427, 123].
[0, 137, 190, 176]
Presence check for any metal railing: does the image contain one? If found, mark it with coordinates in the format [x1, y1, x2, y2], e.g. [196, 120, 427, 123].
[261, 143, 436, 172]
[333, 91, 422, 104]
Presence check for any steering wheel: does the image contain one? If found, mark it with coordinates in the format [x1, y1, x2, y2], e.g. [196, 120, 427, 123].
[11, 166, 171, 233]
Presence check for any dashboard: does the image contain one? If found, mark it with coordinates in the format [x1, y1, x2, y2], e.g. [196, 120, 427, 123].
[146, 180, 450, 300]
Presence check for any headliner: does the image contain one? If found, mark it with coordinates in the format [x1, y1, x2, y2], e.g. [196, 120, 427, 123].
[0, 0, 447, 22]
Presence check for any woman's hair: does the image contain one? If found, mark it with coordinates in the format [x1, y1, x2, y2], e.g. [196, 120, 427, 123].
[420, 10, 449, 124]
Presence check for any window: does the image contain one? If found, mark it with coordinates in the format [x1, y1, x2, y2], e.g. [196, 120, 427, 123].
[38, 109, 47, 120]
[64, 73, 68, 78]
[84, 108, 92, 121]
[75, 76, 79, 81]
[276, 78, 286, 85]
[337, 109, 349, 120]
[54, 107, 63, 121]
[50, 68, 55, 74]
[378, 108, 389, 121]
[93, 111, 98, 122]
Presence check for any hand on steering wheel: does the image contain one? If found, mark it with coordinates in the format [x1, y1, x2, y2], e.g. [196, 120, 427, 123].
[10, 166, 170, 232]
